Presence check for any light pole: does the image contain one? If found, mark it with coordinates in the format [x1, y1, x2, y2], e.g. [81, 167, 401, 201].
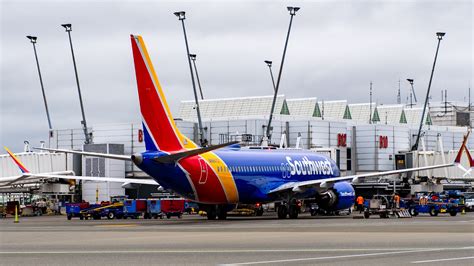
[407, 78, 417, 108]
[264, 6, 300, 145]
[189, 54, 204, 100]
[174, 11, 206, 146]
[27, 35, 53, 131]
[61, 23, 91, 144]
[264, 60, 276, 91]
[412, 32, 445, 151]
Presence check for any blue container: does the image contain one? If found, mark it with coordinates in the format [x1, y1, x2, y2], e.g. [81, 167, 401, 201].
[124, 199, 137, 213]
[66, 204, 82, 215]
[147, 200, 161, 214]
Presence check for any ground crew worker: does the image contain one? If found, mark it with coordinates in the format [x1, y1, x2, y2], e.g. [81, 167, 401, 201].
[393, 194, 400, 209]
[356, 195, 364, 213]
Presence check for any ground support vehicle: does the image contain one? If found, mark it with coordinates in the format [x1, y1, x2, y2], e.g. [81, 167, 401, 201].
[123, 199, 147, 219]
[145, 199, 163, 219]
[309, 203, 352, 216]
[6, 201, 20, 216]
[407, 199, 460, 217]
[363, 195, 409, 219]
[161, 199, 185, 219]
[79, 202, 124, 220]
[184, 201, 199, 214]
[66, 202, 90, 220]
[464, 192, 474, 211]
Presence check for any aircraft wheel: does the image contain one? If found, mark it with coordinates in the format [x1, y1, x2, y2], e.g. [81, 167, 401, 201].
[107, 212, 115, 220]
[217, 206, 227, 220]
[288, 205, 299, 219]
[409, 208, 418, 217]
[277, 205, 288, 219]
[207, 205, 217, 220]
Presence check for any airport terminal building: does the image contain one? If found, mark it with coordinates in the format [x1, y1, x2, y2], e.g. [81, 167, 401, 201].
[1, 95, 473, 202]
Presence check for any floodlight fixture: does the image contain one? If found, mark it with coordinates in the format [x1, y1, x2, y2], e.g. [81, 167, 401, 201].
[174, 11, 186, 20]
[61, 23, 72, 32]
[407, 78, 414, 85]
[436, 32, 446, 40]
[264, 60, 272, 67]
[189, 54, 196, 60]
[287, 6, 300, 15]
[26, 35, 37, 43]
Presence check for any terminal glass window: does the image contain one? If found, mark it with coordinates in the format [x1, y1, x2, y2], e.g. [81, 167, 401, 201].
[400, 110, 407, 124]
[313, 103, 322, 117]
[372, 108, 380, 123]
[343, 106, 352, 119]
[347, 148, 352, 171]
[280, 100, 290, 115]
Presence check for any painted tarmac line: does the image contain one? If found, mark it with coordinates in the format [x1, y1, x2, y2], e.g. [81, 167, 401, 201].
[1, 247, 471, 255]
[0, 249, 413, 254]
[94, 224, 137, 228]
[222, 248, 474, 265]
[411, 256, 474, 264]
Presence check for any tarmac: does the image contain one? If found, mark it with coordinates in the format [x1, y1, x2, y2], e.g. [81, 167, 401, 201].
[0, 212, 473, 265]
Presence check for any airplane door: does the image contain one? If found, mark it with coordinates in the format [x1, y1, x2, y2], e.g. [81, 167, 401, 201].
[198, 158, 208, 184]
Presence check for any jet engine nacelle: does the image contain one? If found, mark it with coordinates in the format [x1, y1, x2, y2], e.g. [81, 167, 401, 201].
[316, 182, 355, 211]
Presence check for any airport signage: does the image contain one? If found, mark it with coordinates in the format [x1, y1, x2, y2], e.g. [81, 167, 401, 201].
[138, 129, 143, 143]
[379, 135, 389, 149]
[337, 133, 347, 147]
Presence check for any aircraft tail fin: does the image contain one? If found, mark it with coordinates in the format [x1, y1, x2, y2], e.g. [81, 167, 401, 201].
[4, 147, 30, 174]
[130, 35, 197, 152]
[454, 131, 474, 167]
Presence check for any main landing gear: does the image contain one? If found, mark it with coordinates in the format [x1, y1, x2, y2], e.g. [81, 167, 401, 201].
[206, 205, 228, 220]
[277, 199, 300, 219]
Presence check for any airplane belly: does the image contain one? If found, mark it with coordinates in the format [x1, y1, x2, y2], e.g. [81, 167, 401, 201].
[233, 175, 275, 203]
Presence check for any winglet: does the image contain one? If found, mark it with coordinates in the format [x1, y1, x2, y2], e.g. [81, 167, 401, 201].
[4, 147, 30, 173]
[454, 131, 474, 168]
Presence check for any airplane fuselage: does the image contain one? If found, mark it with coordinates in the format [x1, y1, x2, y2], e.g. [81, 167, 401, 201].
[136, 147, 340, 204]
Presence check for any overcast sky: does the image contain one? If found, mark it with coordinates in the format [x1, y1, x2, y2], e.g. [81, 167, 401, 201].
[1, 0, 472, 152]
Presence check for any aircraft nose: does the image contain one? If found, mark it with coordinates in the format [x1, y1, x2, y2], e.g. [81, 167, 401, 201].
[131, 153, 143, 165]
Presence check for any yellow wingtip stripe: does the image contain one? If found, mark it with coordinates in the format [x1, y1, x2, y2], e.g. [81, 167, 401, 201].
[4, 147, 28, 171]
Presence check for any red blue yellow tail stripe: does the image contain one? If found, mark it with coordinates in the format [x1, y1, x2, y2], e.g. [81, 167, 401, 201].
[130, 35, 239, 204]
[4, 147, 30, 173]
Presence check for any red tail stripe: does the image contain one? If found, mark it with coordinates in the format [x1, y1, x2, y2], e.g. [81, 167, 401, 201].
[131, 36, 183, 151]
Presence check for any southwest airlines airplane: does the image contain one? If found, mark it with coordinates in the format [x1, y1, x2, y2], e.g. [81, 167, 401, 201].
[3, 35, 472, 220]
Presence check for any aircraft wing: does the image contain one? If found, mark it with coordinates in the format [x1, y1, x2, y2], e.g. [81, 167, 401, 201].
[34, 147, 132, 161]
[268, 163, 455, 194]
[2, 147, 158, 187]
[270, 131, 474, 194]
[0, 172, 158, 185]
[0, 170, 74, 186]
[0, 172, 158, 187]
